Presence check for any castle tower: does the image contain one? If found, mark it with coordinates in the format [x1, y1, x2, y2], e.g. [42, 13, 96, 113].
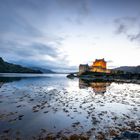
[79, 64, 89, 75]
[90, 58, 110, 73]
[92, 58, 106, 69]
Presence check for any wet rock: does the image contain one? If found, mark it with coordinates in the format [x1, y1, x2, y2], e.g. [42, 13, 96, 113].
[33, 109, 39, 112]
[122, 131, 140, 139]
[3, 128, 11, 133]
[8, 118, 17, 123]
[63, 108, 69, 113]
[41, 128, 47, 133]
[113, 130, 140, 140]
[16, 105, 22, 108]
[43, 111, 49, 114]
[96, 132, 106, 140]
[18, 115, 24, 120]
[69, 134, 89, 140]
[72, 122, 80, 128]
[109, 129, 119, 137]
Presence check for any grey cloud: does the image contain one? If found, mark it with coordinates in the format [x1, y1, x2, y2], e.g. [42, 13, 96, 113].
[59, 0, 92, 25]
[114, 16, 140, 44]
[107, 60, 113, 63]
[114, 17, 137, 34]
[0, 40, 58, 58]
[115, 24, 127, 34]
[58, 0, 91, 15]
[128, 33, 140, 42]
[0, 2, 43, 39]
[0, 40, 69, 69]
[0, 0, 70, 69]
[74, 0, 91, 24]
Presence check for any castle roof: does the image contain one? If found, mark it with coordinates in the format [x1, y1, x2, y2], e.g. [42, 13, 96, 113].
[79, 64, 89, 67]
[95, 58, 106, 62]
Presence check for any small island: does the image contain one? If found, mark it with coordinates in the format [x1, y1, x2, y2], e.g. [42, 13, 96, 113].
[67, 58, 140, 84]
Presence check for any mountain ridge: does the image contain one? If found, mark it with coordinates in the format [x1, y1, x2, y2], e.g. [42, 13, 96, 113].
[0, 57, 42, 73]
[31, 67, 56, 73]
[114, 66, 140, 73]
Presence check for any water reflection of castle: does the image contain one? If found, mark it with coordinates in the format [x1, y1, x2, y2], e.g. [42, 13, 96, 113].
[79, 79, 111, 94]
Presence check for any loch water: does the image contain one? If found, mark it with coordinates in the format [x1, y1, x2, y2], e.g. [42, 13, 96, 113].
[0, 74, 140, 139]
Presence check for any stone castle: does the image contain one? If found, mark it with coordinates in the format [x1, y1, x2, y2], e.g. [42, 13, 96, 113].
[79, 58, 111, 75]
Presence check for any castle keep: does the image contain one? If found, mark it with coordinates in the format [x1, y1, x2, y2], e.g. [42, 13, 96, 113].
[79, 58, 111, 74]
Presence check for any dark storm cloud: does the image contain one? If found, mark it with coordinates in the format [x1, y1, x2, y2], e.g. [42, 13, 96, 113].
[114, 16, 140, 44]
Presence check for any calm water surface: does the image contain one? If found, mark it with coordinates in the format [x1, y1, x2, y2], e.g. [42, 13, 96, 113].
[0, 74, 140, 139]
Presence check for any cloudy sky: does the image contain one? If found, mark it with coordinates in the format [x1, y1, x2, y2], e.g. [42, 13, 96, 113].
[0, 0, 140, 71]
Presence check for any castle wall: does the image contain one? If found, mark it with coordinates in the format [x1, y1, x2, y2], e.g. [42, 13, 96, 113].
[90, 67, 111, 73]
[79, 65, 89, 75]
[90, 67, 106, 73]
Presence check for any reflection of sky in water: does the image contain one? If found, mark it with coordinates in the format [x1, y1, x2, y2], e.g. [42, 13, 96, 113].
[0, 74, 140, 139]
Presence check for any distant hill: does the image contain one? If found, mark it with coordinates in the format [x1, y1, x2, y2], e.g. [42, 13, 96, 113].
[31, 67, 56, 73]
[0, 57, 42, 73]
[114, 66, 140, 73]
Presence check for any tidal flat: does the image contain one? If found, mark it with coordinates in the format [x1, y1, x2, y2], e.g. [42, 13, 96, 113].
[0, 74, 140, 140]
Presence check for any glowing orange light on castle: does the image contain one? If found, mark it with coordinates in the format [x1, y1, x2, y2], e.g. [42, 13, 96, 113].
[90, 58, 110, 73]
[92, 59, 106, 69]
[79, 58, 111, 74]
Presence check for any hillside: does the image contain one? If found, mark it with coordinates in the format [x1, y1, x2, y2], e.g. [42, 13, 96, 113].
[0, 57, 42, 73]
[114, 66, 140, 73]
[31, 67, 56, 73]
